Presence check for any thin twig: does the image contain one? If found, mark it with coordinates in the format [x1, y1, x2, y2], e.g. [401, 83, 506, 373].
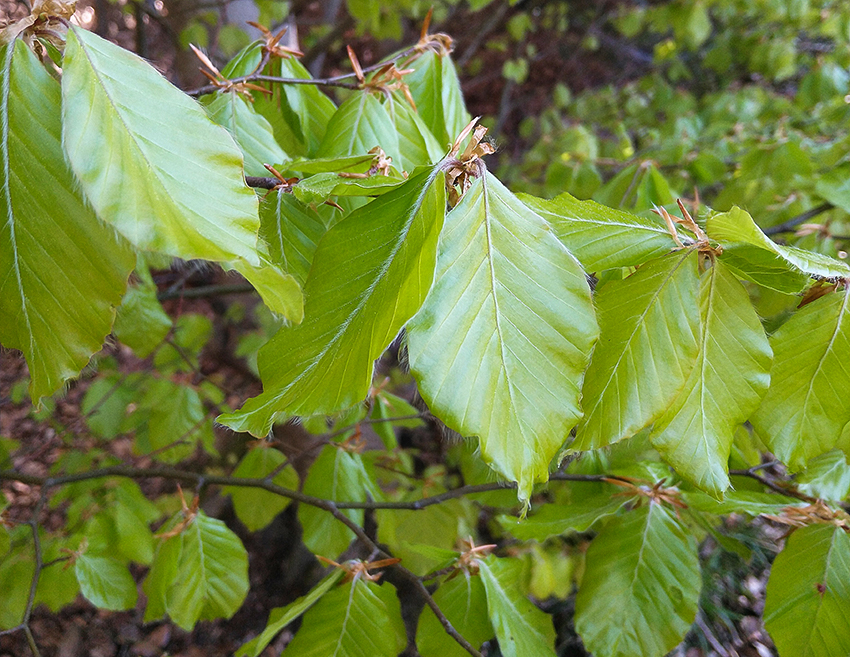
[156, 282, 256, 301]
[763, 202, 834, 235]
[728, 467, 813, 501]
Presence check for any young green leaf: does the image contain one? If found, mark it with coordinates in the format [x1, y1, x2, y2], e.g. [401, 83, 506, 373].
[708, 207, 850, 280]
[764, 524, 850, 657]
[408, 172, 597, 502]
[477, 555, 557, 657]
[574, 503, 701, 657]
[575, 250, 701, 450]
[370, 390, 423, 449]
[752, 288, 850, 469]
[259, 191, 328, 287]
[281, 577, 407, 657]
[0, 40, 134, 401]
[143, 511, 249, 630]
[519, 191, 680, 270]
[417, 572, 493, 657]
[229, 256, 304, 322]
[384, 93, 446, 167]
[236, 569, 345, 657]
[225, 446, 299, 532]
[218, 168, 445, 436]
[113, 257, 172, 357]
[202, 91, 289, 177]
[497, 492, 626, 542]
[796, 450, 850, 502]
[650, 260, 772, 497]
[291, 171, 405, 205]
[62, 27, 261, 264]
[682, 489, 805, 516]
[75, 553, 138, 611]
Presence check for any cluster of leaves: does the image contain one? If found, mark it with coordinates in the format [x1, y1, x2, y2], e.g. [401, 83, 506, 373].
[2, 1, 850, 656]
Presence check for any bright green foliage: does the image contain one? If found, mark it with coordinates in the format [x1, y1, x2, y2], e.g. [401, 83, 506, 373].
[280, 576, 407, 656]
[61, 27, 261, 264]
[74, 552, 137, 611]
[498, 490, 625, 542]
[236, 570, 345, 657]
[796, 450, 850, 502]
[112, 260, 172, 358]
[144, 510, 249, 630]
[408, 172, 597, 502]
[575, 251, 701, 450]
[519, 192, 679, 270]
[225, 446, 299, 531]
[370, 390, 423, 449]
[299, 445, 379, 558]
[416, 572, 492, 657]
[219, 168, 446, 435]
[477, 555, 557, 657]
[650, 261, 772, 497]
[258, 191, 327, 286]
[574, 503, 701, 657]
[682, 489, 807, 516]
[317, 92, 403, 166]
[764, 524, 850, 657]
[752, 288, 850, 469]
[230, 256, 304, 321]
[0, 40, 134, 401]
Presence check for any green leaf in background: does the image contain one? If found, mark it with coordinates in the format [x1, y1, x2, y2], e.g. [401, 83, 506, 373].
[796, 450, 850, 502]
[519, 192, 679, 270]
[316, 92, 403, 169]
[752, 288, 850, 469]
[81, 374, 139, 440]
[74, 552, 137, 611]
[593, 162, 675, 212]
[574, 503, 701, 657]
[370, 390, 423, 449]
[203, 91, 289, 177]
[62, 27, 261, 264]
[281, 576, 407, 657]
[384, 94, 446, 167]
[236, 570, 345, 657]
[219, 168, 445, 436]
[144, 510, 249, 630]
[477, 555, 557, 657]
[682, 489, 805, 516]
[225, 446, 299, 532]
[417, 572, 493, 657]
[408, 172, 597, 502]
[498, 492, 625, 542]
[299, 445, 379, 558]
[230, 255, 304, 322]
[404, 47, 471, 149]
[650, 260, 772, 497]
[764, 524, 850, 657]
[258, 191, 327, 286]
[815, 164, 850, 215]
[575, 250, 701, 450]
[113, 258, 172, 357]
[133, 378, 209, 463]
[707, 207, 850, 280]
[0, 40, 134, 401]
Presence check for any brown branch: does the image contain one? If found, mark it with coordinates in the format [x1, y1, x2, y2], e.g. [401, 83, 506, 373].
[763, 202, 835, 236]
[728, 466, 814, 501]
[156, 282, 256, 301]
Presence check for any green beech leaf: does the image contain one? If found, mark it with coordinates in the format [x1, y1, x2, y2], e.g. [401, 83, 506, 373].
[752, 288, 850, 469]
[682, 490, 805, 516]
[764, 524, 850, 657]
[650, 261, 772, 497]
[0, 40, 134, 401]
[796, 450, 850, 502]
[815, 164, 850, 214]
[370, 391, 423, 449]
[62, 27, 260, 264]
[202, 91, 289, 177]
[230, 256, 304, 322]
[707, 207, 850, 280]
[384, 94, 446, 167]
[408, 172, 597, 502]
[75, 553, 138, 611]
[236, 570, 344, 657]
[574, 503, 701, 657]
[225, 446, 298, 532]
[477, 556, 557, 657]
[258, 191, 327, 287]
[497, 493, 626, 542]
[404, 48, 471, 148]
[519, 192, 680, 270]
[298, 445, 379, 558]
[281, 577, 406, 657]
[316, 92, 403, 169]
[417, 572, 493, 657]
[575, 251, 701, 450]
[134, 378, 208, 463]
[113, 258, 172, 357]
[291, 171, 405, 205]
[144, 510, 249, 629]
[717, 244, 810, 294]
[218, 168, 445, 436]
[275, 154, 375, 176]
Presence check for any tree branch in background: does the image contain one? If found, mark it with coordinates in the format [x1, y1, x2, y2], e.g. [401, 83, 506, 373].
[763, 202, 834, 235]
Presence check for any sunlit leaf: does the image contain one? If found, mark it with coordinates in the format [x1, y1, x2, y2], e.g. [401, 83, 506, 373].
[417, 572, 493, 657]
[764, 524, 850, 657]
[218, 168, 445, 436]
[574, 503, 701, 657]
[0, 40, 134, 401]
[477, 556, 557, 657]
[575, 250, 701, 450]
[408, 172, 597, 502]
[650, 260, 772, 497]
[796, 450, 850, 502]
[752, 288, 850, 469]
[62, 27, 261, 264]
[520, 191, 679, 270]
